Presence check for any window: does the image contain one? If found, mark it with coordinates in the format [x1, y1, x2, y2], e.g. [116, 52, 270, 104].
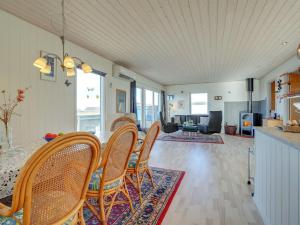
[136, 88, 142, 126]
[154, 92, 160, 120]
[76, 69, 104, 135]
[145, 89, 154, 128]
[136, 88, 161, 128]
[190, 93, 208, 114]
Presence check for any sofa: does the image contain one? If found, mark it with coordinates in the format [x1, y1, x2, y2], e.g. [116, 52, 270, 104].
[173, 114, 209, 128]
[173, 111, 222, 134]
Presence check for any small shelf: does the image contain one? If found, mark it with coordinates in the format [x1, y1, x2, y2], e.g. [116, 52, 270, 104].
[278, 91, 300, 99]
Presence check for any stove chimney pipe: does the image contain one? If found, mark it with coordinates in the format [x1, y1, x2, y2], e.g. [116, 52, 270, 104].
[246, 78, 254, 113]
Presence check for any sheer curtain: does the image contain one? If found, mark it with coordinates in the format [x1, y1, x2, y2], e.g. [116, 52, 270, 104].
[161, 91, 166, 121]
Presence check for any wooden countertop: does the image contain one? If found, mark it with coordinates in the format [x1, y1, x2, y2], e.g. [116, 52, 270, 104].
[255, 126, 300, 150]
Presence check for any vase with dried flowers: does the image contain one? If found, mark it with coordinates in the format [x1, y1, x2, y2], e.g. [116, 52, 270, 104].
[0, 87, 29, 151]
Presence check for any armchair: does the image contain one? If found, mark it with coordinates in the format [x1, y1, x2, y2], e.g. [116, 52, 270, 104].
[198, 111, 222, 134]
[160, 111, 179, 133]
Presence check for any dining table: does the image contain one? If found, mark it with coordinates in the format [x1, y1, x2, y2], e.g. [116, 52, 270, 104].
[0, 131, 145, 200]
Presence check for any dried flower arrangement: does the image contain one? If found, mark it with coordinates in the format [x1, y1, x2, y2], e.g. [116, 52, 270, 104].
[0, 87, 30, 148]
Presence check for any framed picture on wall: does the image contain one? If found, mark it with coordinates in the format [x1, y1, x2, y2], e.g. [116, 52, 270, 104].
[40, 51, 57, 82]
[116, 89, 126, 113]
[177, 100, 184, 109]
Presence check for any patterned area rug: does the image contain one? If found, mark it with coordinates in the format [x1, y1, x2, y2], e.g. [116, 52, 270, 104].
[157, 131, 224, 144]
[84, 167, 185, 225]
[0, 168, 184, 225]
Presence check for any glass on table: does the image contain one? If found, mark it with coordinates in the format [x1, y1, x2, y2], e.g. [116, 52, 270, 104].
[0, 138, 46, 170]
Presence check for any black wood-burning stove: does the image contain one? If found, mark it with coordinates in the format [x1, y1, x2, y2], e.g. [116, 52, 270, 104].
[240, 112, 262, 136]
[239, 78, 262, 136]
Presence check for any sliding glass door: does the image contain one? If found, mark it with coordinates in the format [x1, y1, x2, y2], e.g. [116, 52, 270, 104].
[145, 90, 154, 128]
[136, 88, 160, 128]
[136, 88, 143, 126]
[76, 69, 104, 135]
[154, 92, 160, 120]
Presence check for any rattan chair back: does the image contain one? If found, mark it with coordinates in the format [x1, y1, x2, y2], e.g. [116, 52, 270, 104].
[10, 132, 100, 225]
[110, 116, 135, 131]
[101, 123, 137, 183]
[139, 121, 160, 162]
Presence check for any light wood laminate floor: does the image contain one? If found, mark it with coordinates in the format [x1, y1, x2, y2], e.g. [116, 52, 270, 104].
[149, 134, 264, 225]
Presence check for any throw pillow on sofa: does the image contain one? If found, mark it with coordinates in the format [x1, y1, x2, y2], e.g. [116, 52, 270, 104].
[199, 117, 209, 126]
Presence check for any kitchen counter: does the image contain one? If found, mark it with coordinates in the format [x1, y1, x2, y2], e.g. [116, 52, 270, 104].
[254, 127, 300, 225]
[255, 126, 300, 150]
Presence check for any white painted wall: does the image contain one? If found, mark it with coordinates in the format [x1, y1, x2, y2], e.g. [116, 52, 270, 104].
[259, 55, 300, 123]
[166, 80, 260, 115]
[0, 9, 162, 145]
[108, 66, 163, 125]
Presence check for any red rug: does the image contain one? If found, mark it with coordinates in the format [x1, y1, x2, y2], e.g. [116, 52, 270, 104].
[157, 131, 224, 144]
[84, 167, 185, 225]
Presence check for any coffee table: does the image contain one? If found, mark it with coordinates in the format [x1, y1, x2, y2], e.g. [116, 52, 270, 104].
[182, 124, 198, 138]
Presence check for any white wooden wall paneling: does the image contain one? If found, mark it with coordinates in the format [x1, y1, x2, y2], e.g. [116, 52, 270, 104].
[255, 131, 300, 225]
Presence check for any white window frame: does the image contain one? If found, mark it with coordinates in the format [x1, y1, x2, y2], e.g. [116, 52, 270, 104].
[190, 92, 208, 115]
[136, 86, 161, 128]
[136, 87, 144, 127]
[75, 68, 105, 133]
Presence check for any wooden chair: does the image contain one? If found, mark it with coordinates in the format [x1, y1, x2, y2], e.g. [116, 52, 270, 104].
[110, 116, 135, 131]
[0, 132, 100, 225]
[111, 115, 144, 149]
[126, 121, 160, 204]
[85, 124, 138, 225]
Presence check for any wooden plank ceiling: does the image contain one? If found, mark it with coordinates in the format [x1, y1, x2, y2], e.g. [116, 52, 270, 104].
[1, 0, 300, 85]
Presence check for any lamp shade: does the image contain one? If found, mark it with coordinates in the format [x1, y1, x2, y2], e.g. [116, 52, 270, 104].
[66, 68, 76, 77]
[40, 64, 51, 74]
[297, 44, 300, 56]
[33, 57, 47, 69]
[63, 55, 75, 69]
[81, 63, 92, 73]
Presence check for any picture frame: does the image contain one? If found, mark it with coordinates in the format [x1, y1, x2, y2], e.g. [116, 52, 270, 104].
[167, 95, 175, 101]
[177, 100, 184, 109]
[40, 51, 57, 82]
[116, 89, 126, 113]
